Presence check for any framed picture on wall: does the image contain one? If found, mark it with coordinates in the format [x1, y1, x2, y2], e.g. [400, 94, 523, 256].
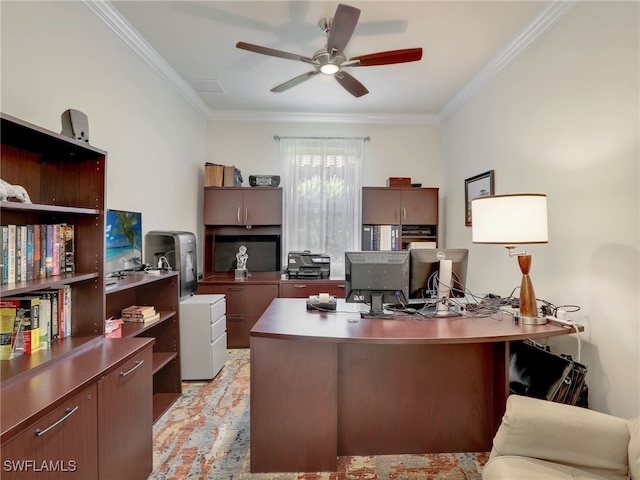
[465, 170, 495, 226]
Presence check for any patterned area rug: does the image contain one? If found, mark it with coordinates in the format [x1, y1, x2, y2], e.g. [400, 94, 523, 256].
[150, 349, 489, 480]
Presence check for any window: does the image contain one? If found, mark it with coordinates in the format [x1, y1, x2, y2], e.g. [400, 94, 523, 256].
[280, 137, 365, 276]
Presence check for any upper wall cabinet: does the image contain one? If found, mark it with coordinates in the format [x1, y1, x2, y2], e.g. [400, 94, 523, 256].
[362, 187, 438, 226]
[203, 187, 282, 226]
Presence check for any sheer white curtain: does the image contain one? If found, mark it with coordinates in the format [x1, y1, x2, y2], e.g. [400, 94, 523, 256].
[280, 137, 364, 276]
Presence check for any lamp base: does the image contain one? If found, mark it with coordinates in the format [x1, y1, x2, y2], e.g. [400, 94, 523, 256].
[519, 314, 548, 325]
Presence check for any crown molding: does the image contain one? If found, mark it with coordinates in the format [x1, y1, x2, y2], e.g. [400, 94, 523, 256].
[206, 110, 441, 125]
[440, 0, 576, 122]
[82, 0, 213, 119]
[85, 0, 573, 126]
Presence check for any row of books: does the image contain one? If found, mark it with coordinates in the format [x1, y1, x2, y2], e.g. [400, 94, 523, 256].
[0, 223, 75, 285]
[0, 286, 71, 359]
[362, 225, 401, 251]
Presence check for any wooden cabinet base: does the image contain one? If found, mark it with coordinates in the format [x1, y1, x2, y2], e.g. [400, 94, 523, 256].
[1, 385, 98, 479]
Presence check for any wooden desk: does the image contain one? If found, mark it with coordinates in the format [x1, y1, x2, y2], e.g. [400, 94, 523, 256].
[249, 298, 582, 473]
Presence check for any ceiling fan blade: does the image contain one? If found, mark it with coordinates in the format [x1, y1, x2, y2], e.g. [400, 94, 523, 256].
[271, 70, 320, 93]
[236, 41, 314, 63]
[335, 71, 368, 97]
[350, 48, 423, 66]
[327, 4, 360, 54]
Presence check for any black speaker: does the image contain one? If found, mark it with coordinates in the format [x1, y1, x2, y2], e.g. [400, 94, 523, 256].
[61, 109, 89, 143]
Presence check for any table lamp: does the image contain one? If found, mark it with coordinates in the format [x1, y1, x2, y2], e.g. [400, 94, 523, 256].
[471, 194, 548, 325]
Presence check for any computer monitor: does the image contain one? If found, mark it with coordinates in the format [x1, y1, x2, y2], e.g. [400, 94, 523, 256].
[345, 250, 410, 318]
[105, 209, 143, 276]
[409, 248, 469, 316]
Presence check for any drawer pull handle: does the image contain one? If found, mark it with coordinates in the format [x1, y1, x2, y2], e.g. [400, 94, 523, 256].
[120, 360, 144, 377]
[338, 284, 345, 289]
[228, 315, 245, 322]
[35, 406, 79, 437]
[294, 284, 307, 288]
[228, 286, 244, 291]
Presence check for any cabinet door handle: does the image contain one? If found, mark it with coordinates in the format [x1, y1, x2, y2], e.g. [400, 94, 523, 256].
[228, 286, 245, 291]
[403, 207, 407, 220]
[35, 406, 79, 437]
[337, 284, 346, 289]
[120, 360, 144, 377]
[237, 206, 241, 223]
[245, 207, 248, 223]
[227, 315, 245, 322]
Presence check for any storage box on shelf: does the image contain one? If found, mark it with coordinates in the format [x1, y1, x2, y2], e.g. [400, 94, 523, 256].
[105, 271, 181, 422]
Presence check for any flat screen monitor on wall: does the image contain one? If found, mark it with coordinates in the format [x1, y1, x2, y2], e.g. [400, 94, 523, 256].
[345, 250, 410, 318]
[409, 248, 469, 300]
[105, 209, 143, 276]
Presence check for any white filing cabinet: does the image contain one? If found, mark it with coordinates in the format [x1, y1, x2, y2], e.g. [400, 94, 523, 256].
[179, 294, 227, 380]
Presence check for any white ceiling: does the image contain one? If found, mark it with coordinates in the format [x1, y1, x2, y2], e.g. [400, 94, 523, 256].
[93, 1, 573, 123]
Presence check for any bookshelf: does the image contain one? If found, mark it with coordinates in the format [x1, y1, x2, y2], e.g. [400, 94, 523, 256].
[0, 113, 154, 479]
[105, 271, 182, 422]
[361, 187, 439, 250]
[0, 112, 106, 377]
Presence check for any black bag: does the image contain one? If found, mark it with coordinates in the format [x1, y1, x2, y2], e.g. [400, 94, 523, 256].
[509, 340, 588, 407]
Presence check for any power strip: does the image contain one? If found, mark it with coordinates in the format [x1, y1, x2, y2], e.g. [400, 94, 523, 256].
[546, 315, 574, 327]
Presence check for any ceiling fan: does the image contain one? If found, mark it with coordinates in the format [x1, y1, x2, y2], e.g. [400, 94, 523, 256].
[236, 3, 422, 98]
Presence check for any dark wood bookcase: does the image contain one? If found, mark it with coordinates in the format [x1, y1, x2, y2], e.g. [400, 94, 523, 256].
[0, 113, 155, 479]
[105, 271, 182, 422]
[0, 113, 107, 379]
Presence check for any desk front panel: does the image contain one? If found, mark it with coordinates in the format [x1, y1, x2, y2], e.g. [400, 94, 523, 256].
[337, 341, 505, 455]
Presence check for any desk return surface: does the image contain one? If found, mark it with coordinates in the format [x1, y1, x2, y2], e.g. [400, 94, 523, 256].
[249, 298, 582, 473]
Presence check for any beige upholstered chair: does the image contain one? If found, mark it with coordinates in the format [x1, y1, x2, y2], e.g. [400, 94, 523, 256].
[483, 395, 639, 480]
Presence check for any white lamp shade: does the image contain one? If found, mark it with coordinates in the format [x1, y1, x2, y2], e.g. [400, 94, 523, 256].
[472, 194, 548, 244]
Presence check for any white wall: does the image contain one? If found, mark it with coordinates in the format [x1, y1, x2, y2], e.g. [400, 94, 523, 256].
[1, 1, 207, 270]
[441, 2, 639, 418]
[207, 121, 441, 190]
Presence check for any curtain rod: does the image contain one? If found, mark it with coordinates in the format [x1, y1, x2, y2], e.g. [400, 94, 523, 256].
[274, 135, 370, 142]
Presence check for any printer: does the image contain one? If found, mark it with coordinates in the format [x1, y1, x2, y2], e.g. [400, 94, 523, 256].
[287, 251, 331, 279]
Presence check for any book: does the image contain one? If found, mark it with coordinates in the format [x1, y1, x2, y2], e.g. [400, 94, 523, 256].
[121, 305, 156, 319]
[1, 296, 40, 354]
[33, 224, 41, 280]
[26, 224, 34, 281]
[52, 224, 61, 276]
[39, 223, 47, 278]
[0, 225, 6, 284]
[121, 312, 160, 323]
[45, 224, 53, 277]
[30, 291, 53, 350]
[56, 285, 72, 339]
[0, 302, 17, 359]
[60, 224, 75, 273]
[7, 225, 15, 284]
[19, 225, 27, 282]
[15, 225, 23, 282]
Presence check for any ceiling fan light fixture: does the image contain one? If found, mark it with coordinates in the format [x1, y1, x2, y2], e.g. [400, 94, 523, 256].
[320, 63, 340, 75]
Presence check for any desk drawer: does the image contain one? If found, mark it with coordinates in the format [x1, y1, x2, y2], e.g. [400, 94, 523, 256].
[280, 281, 346, 299]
